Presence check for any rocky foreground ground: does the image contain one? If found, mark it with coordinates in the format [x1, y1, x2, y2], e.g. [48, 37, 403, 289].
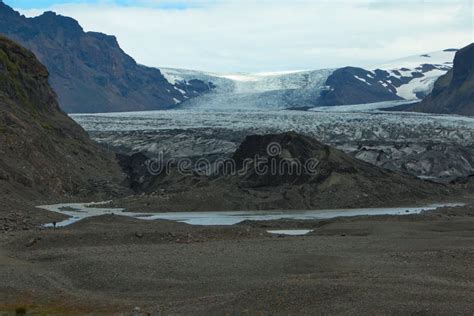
[0, 202, 474, 315]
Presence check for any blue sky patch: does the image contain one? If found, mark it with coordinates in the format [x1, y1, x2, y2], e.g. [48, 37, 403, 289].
[3, 0, 193, 10]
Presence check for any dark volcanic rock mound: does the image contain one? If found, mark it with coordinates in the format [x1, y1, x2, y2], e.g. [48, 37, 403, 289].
[231, 132, 443, 196]
[116, 132, 451, 212]
[233, 132, 342, 187]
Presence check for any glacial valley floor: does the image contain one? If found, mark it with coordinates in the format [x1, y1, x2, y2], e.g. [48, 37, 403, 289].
[0, 202, 474, 315]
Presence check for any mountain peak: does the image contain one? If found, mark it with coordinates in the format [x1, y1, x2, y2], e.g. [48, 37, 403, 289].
[32, 11, 84, 35]
[409, 42, 474, 116]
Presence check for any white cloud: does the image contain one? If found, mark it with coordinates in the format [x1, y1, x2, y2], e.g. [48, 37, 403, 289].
[19, 0, 474, 72]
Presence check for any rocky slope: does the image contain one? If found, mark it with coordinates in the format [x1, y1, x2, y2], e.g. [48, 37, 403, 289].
[0, 35, 126, 209]
[408, 43, 474, 116]
[0, 2, 212, 113]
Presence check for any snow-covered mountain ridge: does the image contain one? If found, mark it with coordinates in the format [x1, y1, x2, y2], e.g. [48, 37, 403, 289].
[369, 49, 457, 100]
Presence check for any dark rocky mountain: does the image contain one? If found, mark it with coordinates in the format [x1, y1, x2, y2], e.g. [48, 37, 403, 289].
[0, 35, 126, 205]
[0, 2, 213, 113]
[408, 43, 474, 116]
[317, 67, 403, 106]
[316, 57, 454, 107]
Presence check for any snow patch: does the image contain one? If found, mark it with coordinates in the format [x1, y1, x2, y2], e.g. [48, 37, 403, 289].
[372, 49, 456, 100]
[395, 69, 447, 100]
[174, 86, 186, 95]
[354, 75, 371, 85]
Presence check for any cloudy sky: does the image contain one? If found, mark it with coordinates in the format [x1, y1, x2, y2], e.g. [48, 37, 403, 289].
[6, 0, 474, 72]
